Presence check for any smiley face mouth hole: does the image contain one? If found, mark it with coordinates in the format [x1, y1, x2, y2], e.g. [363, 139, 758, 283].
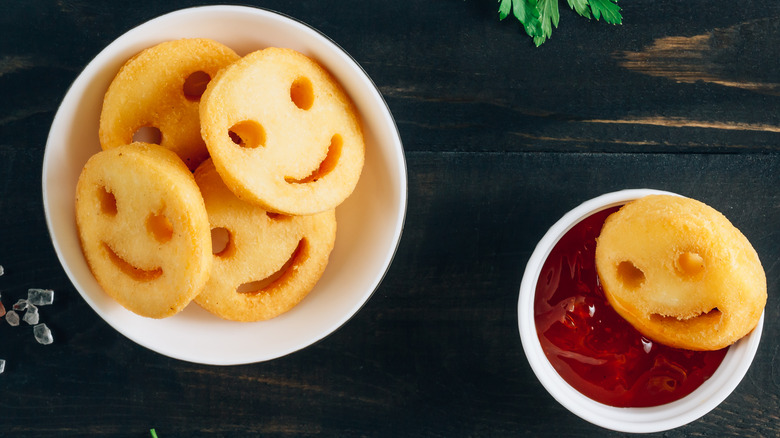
[650, 307, 722, 323]
[285, 134, 343, 184]
[237, 238, 308, 294]
[103, 242, 163, 281]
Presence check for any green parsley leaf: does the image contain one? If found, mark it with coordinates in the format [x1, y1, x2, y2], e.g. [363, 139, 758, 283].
[498, 0, 542, 38]
[534, 0, 560, 46]
[586, 0, 622, 24]
[566, 0, 591, 18]
[498, 0, 512, 20]
[499, 0, 622, 46]
[150, 429, 159, 438]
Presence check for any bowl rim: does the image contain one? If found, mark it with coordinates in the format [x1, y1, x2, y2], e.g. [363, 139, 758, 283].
[41, 4, 408, 365]
[517, 188, 764, 433]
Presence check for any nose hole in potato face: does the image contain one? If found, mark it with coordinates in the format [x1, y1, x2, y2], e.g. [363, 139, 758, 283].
[132, 126, 162, 144]
[617, 260, 645, 289]
[146, 212, 173, 243]
[183, 70, 211, 101]
[676, 251, 705, 278]
[211, 227, 233, 257]
[228, 120, 265, 148]
[284, 134, 343, 184]
[290, 76, 314, 110]
[98, 186, 117, 216]
[237, 238, 307, 294]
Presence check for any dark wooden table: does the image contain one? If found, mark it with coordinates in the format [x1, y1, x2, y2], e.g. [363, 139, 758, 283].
[1, 1, 778, 436]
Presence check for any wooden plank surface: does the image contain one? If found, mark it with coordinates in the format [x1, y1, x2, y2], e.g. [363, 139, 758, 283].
[0, 1, 778, 436]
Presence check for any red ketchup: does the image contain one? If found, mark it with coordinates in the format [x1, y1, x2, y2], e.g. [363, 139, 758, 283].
[534, 206, 728, 407]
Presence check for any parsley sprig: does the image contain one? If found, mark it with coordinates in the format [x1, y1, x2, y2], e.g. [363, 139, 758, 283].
[498, 0, 622, 46]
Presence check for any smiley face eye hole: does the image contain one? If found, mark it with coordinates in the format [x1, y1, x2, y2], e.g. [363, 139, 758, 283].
[98, 186, 117, 216]
[132, 126, 162, 144]
[146, 212, 173, 243]
[182, 70, 211, 101]
[228, 120, 266, 149]
[290, 76, 314, 110]
[616, 260, 645, 289]
[211, 227, 234, 257]
[676, 251, 705, 279]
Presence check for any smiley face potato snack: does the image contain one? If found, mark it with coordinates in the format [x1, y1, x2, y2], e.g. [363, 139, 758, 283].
[77, 40, 362, 320]
[193, 160, 337, 321]
[75, 143, 212, 319]
[200, 47, 365, 215]
[99, 38, 240, 171]
[595, 195, 766, 351]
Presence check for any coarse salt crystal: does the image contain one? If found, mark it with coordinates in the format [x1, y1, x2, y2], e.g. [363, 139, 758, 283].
[12, 299, 28, 312]
[23, 304, 39, 325]
[0, 359, 5, 374]
[6, 310, 19, 326]
[0, 265, 4, 276]
[34, 323, 53, 345]
[27, 288, 54, 306]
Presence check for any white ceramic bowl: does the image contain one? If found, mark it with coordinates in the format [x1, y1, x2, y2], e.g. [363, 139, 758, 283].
[517, 189, 763, 433]
[42, 5, 407, 365]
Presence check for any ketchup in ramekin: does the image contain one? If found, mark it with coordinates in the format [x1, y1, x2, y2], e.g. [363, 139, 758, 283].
[534, 206, 728, 408]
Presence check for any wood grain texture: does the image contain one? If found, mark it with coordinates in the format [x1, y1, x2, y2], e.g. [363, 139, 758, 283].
[0, 0, 778, 436]
[617, 18, 780, 96]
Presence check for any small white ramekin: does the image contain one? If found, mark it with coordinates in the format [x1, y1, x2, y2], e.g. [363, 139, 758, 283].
[517, 189, 763, 433]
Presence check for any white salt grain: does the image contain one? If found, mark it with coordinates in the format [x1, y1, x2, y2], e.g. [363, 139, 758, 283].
[0, 359, 5, 374]
[23, 304, 39, 325]
[27, 289, 54, 306]
[0, 265, 4, 276]
[12, 299, 28, 312]
[6, 310, 19, 326]
[33, 324, 53, 345]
